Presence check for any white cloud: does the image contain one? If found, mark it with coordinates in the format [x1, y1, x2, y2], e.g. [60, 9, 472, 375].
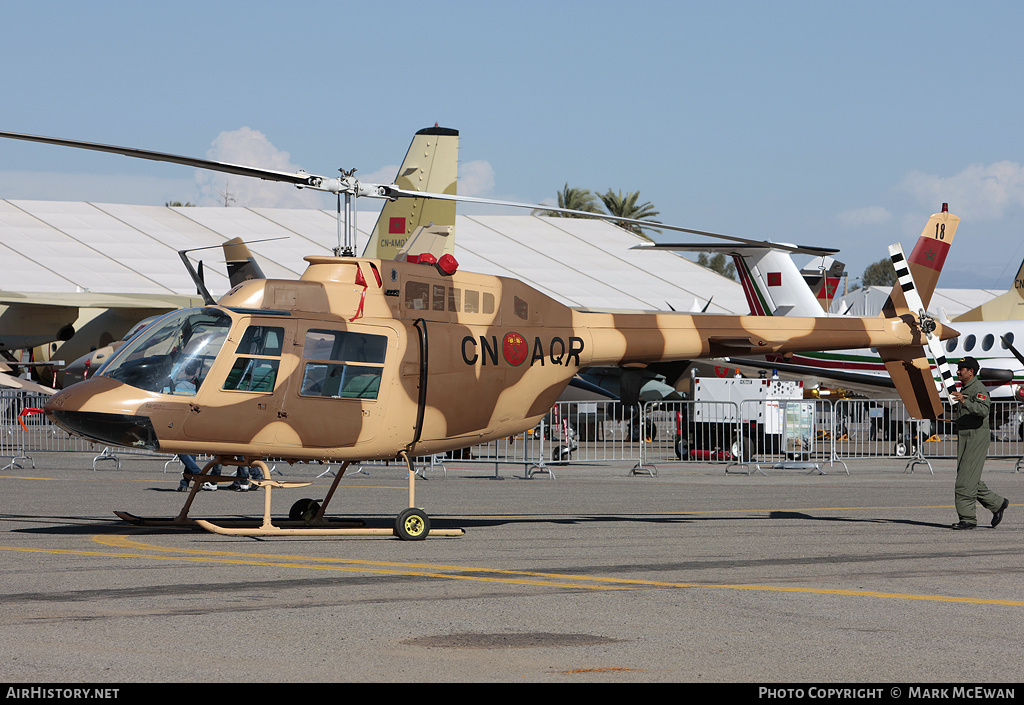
[196, 127, 332, 209]
[899, 161, 1024, 221]
[193, 130, 499, 213]
[458, 160, 495, 197]
[837, 205, 892, 228]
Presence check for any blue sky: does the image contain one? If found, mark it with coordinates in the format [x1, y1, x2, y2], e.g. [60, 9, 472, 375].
[1, 0, 1022, 289]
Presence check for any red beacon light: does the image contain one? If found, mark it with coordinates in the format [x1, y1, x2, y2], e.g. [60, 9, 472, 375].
[405, 252, 458, 276]
[435, 253, 458, 276]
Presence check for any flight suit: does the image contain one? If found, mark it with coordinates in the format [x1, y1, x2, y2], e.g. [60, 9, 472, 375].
[954, 375, 1004, 525]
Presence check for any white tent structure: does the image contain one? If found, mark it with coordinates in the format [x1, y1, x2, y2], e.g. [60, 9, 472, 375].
[0, 199, 748, 314]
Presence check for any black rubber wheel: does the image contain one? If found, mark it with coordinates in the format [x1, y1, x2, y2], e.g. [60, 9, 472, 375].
[288, 498, 321, 521]
[552, 445, 573, 462]
[394, 507, 431, 541]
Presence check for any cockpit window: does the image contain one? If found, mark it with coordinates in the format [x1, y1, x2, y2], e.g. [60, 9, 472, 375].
[222, 325, 285, 393]
[102, 308, 232, 395]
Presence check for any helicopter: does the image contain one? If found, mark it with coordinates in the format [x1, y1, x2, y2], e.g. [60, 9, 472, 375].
[0, 129, 960, 540]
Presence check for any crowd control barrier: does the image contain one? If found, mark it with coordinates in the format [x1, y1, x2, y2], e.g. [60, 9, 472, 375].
[3, 389, 1022, 476]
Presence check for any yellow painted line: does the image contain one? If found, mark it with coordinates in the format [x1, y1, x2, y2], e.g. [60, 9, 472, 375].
[1, 532, 1022, 605]
[0, 542, 637, 591]
[89, 534, 1024, 607]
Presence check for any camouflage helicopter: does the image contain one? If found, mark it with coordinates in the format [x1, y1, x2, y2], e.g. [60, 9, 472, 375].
[0, 129, 960, 540]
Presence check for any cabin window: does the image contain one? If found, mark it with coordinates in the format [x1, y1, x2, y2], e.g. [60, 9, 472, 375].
[483, 292, 495, 314]
[964, 334, 976, 352]
[301, 363, 382, 399]
[465, 290, 479, 314]
[982, 334, 994, 351]
[432, 284, 446, 311]
[514, 296, 528, 320]
[300, 329, 388, 400]
[448, 287, 461, 312]
[946, 338, 958, 353]
[1003, 332, 1015, 348]
[405, 281, 429, 310]
[302, 329, 387, 363]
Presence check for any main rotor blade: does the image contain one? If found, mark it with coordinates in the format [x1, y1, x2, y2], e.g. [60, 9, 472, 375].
[381, 185, 831, 254]
[631, 242, 840, 256]
[0, 130, 323, 188]
[0, 129, 833, 254]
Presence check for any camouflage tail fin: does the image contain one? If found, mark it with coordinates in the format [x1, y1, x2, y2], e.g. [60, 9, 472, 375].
[361, 126, 459, 261]
[877, 205, 960, 419]
[881, 205, 958, 316]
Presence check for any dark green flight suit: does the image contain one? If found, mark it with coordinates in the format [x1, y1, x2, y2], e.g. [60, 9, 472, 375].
[954, 375, 1004, 525]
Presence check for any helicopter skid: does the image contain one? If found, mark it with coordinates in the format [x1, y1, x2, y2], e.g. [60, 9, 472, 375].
[113, 510, 367, 530]
[193, 519, 464, 538]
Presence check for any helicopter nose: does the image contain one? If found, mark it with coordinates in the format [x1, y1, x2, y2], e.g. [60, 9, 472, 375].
[44, 377, 160, 451]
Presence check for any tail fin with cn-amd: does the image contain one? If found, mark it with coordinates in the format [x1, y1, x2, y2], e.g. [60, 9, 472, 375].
[361, 126, 459, 261]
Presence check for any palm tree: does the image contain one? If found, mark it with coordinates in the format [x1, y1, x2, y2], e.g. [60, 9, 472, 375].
[535, 183, 602, 217]
[597, 189, 661, 239]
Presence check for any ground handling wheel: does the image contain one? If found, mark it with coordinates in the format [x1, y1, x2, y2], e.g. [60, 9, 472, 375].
[394, 507, 431, 541]
[288, 498, 322, 522]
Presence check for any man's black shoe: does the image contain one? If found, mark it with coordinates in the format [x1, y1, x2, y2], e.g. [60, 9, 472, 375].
[991, 499, 1009, 528]
[950, 521, 976, 530]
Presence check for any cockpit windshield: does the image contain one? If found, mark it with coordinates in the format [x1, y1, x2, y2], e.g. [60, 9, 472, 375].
[102, 308, 233, 395]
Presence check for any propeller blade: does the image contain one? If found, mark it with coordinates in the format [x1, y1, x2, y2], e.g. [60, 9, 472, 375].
[889, 242, 958, 405]
[1000, 335, 1024, 367]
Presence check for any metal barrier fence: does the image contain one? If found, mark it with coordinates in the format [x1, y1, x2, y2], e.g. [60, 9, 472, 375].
[0, 388, 178, 470]
[3, 389, 1022, 475]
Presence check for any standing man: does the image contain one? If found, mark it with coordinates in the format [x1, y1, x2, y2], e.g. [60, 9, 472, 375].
[949, 356, 1009, 530]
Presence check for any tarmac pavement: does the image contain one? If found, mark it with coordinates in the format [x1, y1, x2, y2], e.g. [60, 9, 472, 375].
[1, 450, 1023, 684]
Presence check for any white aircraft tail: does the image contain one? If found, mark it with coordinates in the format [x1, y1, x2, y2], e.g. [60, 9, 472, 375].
[732, 246, 834, 317]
